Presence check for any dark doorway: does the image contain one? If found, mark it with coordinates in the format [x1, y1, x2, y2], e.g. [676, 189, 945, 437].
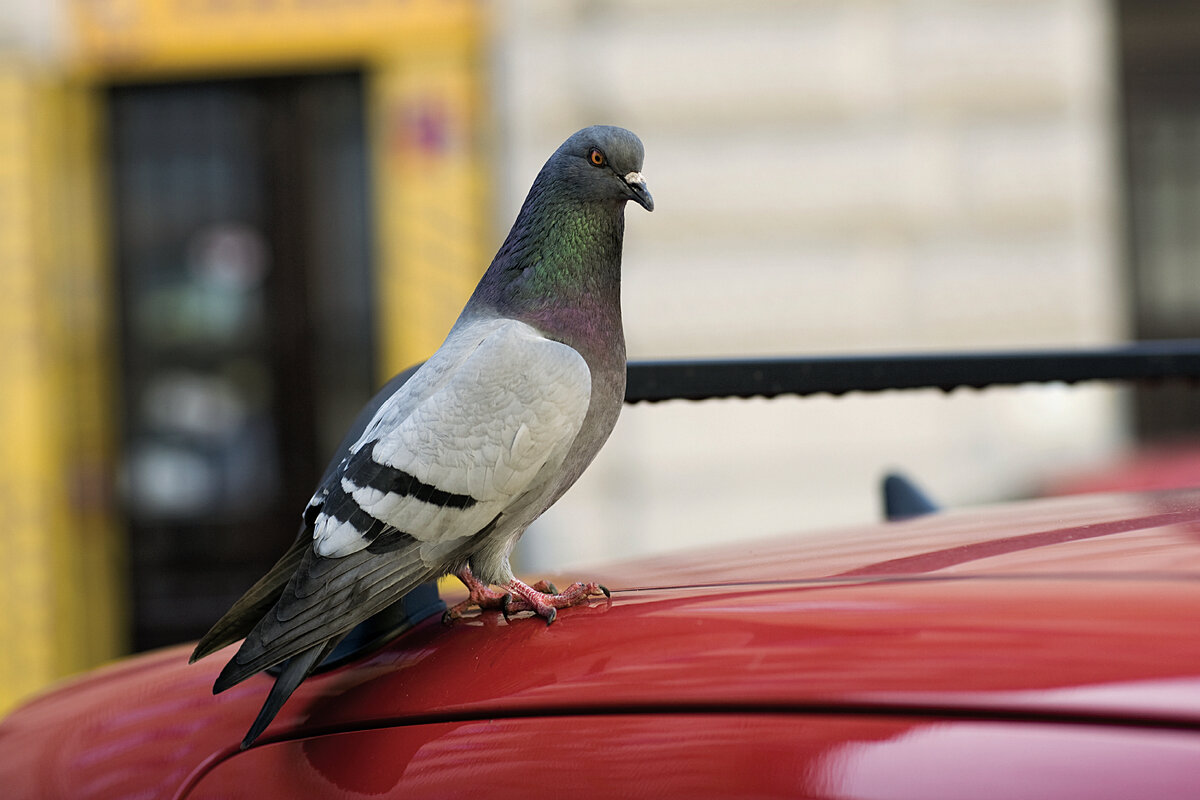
[108, 73, 376, 651]
[1118, 3, 1200, 440]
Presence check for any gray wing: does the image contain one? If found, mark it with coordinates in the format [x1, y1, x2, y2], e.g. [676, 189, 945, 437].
[311, 318, 593, 562]
[213, 319, 592, 687]
[212, 531, 449, 691]
[190, 534, 311, 663]
[189, 364, 424, 664]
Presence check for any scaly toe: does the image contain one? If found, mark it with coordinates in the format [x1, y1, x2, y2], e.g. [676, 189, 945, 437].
[501, 578, 611, 623]
[443, 568, 514, 624]
[441, 600, 473, 625]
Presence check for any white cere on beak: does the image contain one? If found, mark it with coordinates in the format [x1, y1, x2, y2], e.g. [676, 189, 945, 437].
[623, 170, 654, 211]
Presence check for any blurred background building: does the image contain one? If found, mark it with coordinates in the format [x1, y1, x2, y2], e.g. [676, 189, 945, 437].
[0, 0, 1197, 713]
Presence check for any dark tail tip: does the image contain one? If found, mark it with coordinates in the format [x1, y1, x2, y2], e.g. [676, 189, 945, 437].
[241, 710, 274, 750]
[236, 642, 330, 748]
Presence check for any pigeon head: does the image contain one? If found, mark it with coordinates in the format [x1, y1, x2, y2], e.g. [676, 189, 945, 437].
[548, 126, 654, 212]
[468, 125, 650, 342]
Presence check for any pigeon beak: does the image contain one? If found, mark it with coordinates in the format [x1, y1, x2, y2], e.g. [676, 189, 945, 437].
[623, 171, 654, 212]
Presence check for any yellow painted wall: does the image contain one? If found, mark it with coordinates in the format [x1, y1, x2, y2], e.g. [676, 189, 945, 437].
[369, 46, 492, 375]
[66, 0, 492, 379]
[68, 0, 483, 80]
[0, 61, 126, 715]
[0, 1, 489, 713]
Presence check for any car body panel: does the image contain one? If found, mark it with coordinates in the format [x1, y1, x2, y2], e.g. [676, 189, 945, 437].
[603, 490, 1200, 585]
[4, 490, 1200, 798]
[1045, 443, 1200, 496]
[187, 715, 1200, 799]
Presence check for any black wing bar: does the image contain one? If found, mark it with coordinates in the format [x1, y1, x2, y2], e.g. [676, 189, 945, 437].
[625, 339, 1200, 404]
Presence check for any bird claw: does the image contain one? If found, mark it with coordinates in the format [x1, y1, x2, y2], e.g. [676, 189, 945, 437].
[442, 567, 511, 625]
[501, 580, 610, 624]
[444, 567, 610, 625]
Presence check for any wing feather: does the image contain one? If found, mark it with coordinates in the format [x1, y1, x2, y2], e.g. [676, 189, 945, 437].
[215, 319, 591, 688]
[189, 532, 310, 662]
[215, 544, 434, 689]
[314, 319, 591, 557]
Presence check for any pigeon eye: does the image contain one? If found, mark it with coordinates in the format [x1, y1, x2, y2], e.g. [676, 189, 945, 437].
[588, 148, 606, 167]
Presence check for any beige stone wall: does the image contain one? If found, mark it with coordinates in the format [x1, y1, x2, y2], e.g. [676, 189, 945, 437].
[7, 0, 1127, 570]
[494, 0, 1128, 570]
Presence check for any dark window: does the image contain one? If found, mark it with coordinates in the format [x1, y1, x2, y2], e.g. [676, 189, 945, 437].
[1119, 3, 1200, 439]
[108, 73, 376, 650]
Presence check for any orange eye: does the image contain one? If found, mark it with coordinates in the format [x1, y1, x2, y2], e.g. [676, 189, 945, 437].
[588, 148, 606, 167]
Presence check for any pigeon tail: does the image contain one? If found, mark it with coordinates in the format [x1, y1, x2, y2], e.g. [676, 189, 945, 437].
[239, 637, 343, 750]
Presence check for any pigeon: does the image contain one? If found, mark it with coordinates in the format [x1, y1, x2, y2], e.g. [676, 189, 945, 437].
[190, 125, 652, 749]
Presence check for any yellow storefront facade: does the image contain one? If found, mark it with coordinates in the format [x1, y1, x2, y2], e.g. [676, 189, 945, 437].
[0, 0, 491, 714]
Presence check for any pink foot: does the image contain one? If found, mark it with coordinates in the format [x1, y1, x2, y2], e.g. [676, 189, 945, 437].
[442, 567, 609, 625]
[442, 567, 509, 624]
[502, 578, 611, 625]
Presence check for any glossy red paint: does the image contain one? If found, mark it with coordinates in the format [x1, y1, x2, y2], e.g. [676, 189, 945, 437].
[3, 490, 1200, 798]
[1044, 442, 1200, 496]
[188, 716, 1200, 799]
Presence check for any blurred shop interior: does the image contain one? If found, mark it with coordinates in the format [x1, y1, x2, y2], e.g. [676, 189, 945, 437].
[2, 0, 1200, 714]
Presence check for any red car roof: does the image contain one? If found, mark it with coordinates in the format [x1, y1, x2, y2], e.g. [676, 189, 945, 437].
[4, 490, 1200, 798]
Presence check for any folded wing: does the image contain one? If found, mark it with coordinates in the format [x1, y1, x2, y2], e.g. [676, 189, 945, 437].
[213, 319, 593, 687]
[313, 319, 593, 558]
